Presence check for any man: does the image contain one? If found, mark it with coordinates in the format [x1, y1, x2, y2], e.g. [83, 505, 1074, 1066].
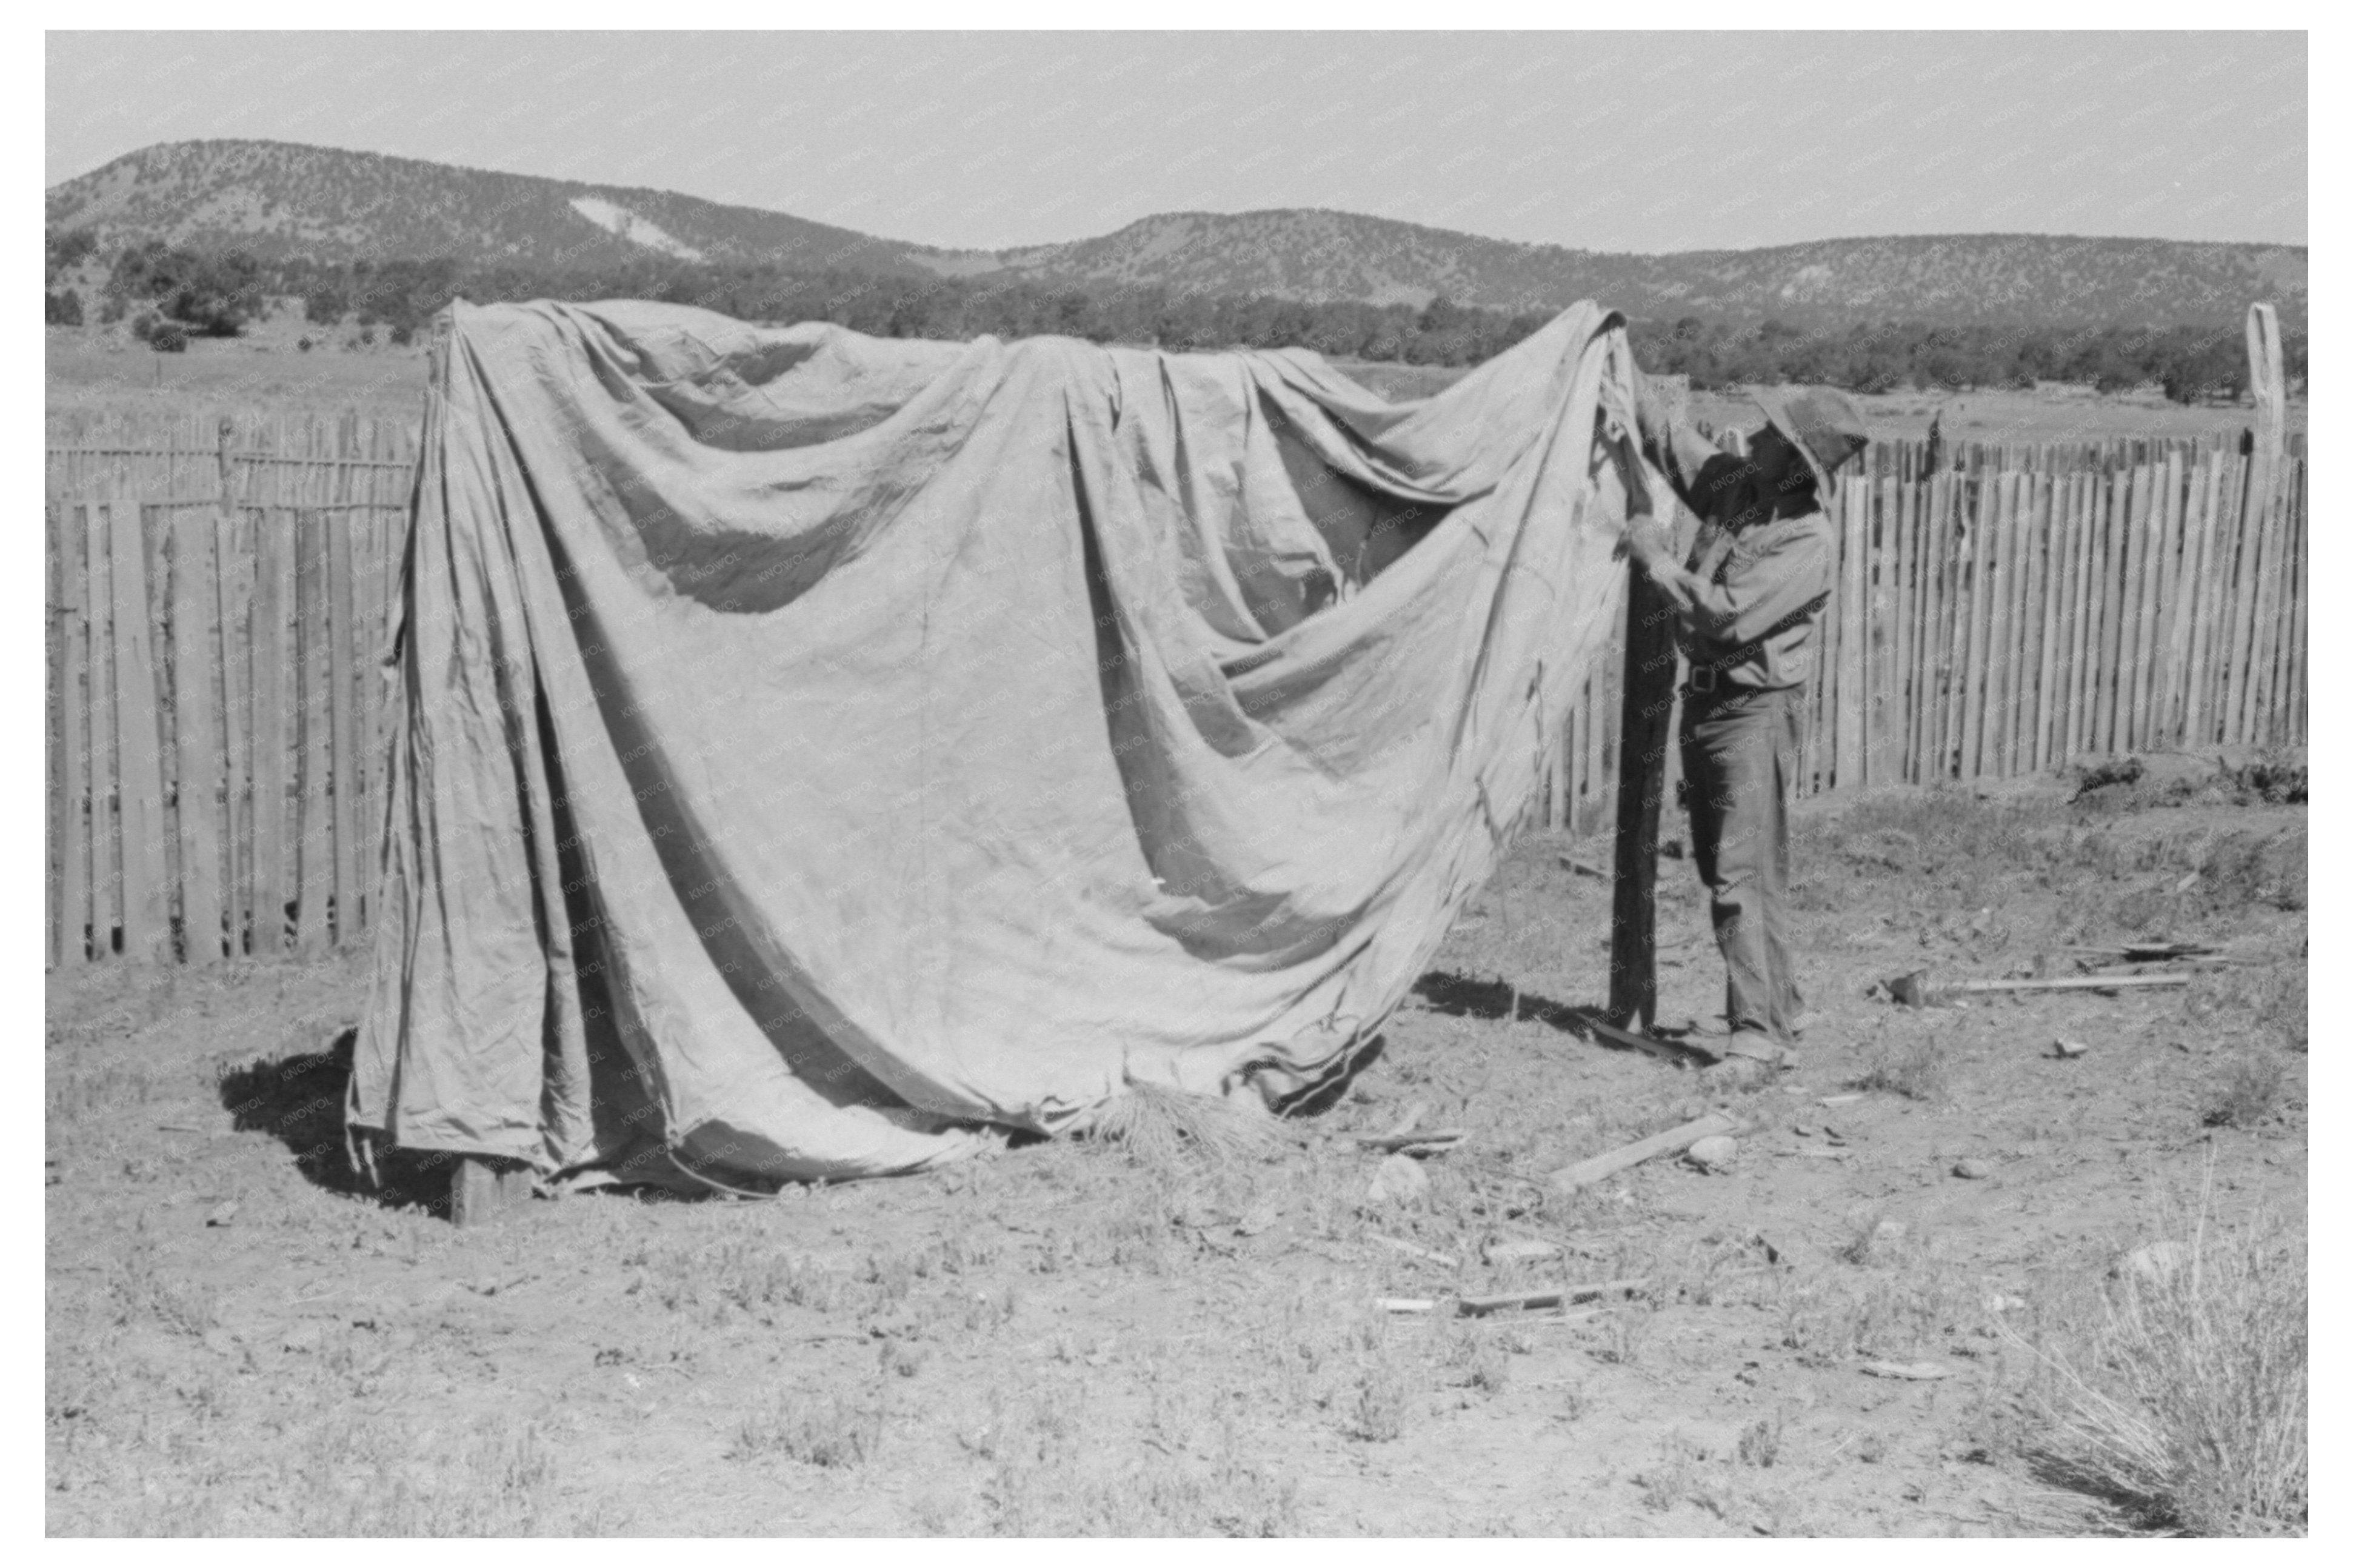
[1620, 372, 1871, 1075]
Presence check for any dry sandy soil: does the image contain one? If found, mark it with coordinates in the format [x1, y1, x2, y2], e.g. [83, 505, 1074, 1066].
[45, 771, 2306, 1536]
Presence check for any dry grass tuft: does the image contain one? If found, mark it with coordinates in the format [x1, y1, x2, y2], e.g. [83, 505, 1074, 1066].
[2010, 1192, 2306, 1536]
[1852, 1035, 1949, 1102]
[2201, 1055, 2286, 1130]
[1084, 1081, 1292, 1170]
[730, 1386, 886, 1468]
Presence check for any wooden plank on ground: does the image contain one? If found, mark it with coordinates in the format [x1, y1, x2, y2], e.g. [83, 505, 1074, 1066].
[107, 493, 170, 964]
[1548, 1112, 1738, 1193]
[295, 510, 332, 957]
[170, 510, 225, 963]
[252, 510, 293, 956]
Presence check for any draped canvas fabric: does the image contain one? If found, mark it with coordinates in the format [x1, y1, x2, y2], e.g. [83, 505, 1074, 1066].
[351, 298, 1654, 1183]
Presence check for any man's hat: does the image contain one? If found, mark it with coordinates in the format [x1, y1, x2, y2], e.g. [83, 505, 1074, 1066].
[1751, 386, 1871, 499]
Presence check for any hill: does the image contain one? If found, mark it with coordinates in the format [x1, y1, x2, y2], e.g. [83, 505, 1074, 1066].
[43, 139, 946, 277]
[47, 140, 2305, 329]
[1006, 210, 2307, 328]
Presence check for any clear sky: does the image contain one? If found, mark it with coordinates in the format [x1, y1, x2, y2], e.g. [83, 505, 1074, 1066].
[45, 30, 2307, 255]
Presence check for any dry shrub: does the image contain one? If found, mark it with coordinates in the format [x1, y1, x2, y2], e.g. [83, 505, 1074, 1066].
[2200, 1055, 2287, 1130]
[730, 1386, 884, 1467]
[1084, 1080, 1291, 1170]
[1852, 1035, 1949, 1102]
[2011, 1196, 2306, 1535]
[2183, 958, 2308, 1053]
[1736, 1414, 1784, 1469]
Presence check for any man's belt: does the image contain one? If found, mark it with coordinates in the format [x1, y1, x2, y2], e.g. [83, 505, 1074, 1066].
[1682, 592, 1829, 695]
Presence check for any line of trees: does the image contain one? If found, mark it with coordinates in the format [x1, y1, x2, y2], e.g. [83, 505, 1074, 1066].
[1624, 316, 2295, 404]
[53, 232, 2308, 404]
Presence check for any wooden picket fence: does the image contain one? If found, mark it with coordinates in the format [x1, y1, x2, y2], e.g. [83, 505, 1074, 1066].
[44, 410, 418, 968]
[1541, 435, 2308, 831]
[42, 419, 2307, 968]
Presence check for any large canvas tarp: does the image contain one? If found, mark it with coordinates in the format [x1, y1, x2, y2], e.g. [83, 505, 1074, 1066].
[352, 298, 1655, 1184]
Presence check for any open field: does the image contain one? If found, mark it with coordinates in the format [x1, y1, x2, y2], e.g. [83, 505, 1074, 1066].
[1335, 359, 2306, 446]
[47, 324, 429, 419]
[52, 325, 2306, 445]
[46, 775, 2305, 1535]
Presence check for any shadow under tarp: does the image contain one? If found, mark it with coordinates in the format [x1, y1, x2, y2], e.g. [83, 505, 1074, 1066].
[350, 298, 1658, 1183]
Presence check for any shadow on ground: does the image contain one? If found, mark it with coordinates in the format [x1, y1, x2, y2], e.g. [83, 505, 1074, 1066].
[1411, 969, 1707, 1058]
[216, 1029, 457, 1215]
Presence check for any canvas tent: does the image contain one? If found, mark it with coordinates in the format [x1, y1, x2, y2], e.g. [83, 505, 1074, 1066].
[351, 298, 1660, 1186]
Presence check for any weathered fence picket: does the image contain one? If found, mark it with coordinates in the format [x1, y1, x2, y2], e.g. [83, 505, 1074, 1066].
[41, 427, 2309, 967]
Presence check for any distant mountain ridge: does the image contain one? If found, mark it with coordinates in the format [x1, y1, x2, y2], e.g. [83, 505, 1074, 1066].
[47, 140, 2306, 328]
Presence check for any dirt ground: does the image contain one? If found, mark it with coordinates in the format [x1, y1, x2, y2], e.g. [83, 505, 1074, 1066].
[45, 772, 2306, 1536]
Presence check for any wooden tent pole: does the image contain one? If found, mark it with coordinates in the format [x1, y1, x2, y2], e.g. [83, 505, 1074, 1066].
[1609, 553, 1678, 1031]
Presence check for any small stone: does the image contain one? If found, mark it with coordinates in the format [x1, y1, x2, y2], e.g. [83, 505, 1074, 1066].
[1686, 1134, 1740, 1172]
[1367, 1153, 1430, 1207]
[2052, 1037, 2089, 1059]
[1872, 1219, 1909, 1244]
[204, 1200, 240, 1227]
[1234, 1196, 1283, 1236]
[2117, 1240, 2189, 1283]
[1952, 1158, 1991, 1180]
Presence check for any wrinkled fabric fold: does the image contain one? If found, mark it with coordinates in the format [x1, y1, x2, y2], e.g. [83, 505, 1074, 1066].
[352, 298, 1652, 1182]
